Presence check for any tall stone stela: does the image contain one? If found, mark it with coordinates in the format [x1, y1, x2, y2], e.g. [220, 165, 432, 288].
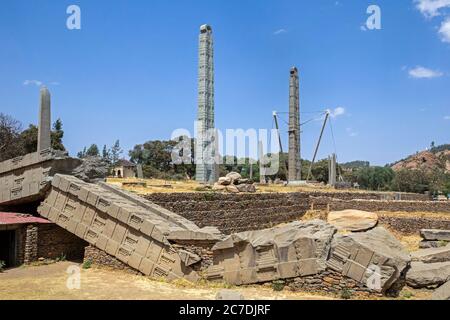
[38, 86, 51, 151]
[196, 24, 217, 184]
[288, 67, 301, 182]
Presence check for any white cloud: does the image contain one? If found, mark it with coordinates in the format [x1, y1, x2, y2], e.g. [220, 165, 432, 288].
[408, 66, 443, 78]
[415, 0, 450, 18]
[444, 115, 450, 120]
[273, 29, 287, 35]
[328, 107, 346, 118]
[346, 127, 359, 137]
[23, 80, 43, 87]
[439, 18, 450, 42]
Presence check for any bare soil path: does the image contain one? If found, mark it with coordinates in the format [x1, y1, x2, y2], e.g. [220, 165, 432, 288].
[0, 262, 334, 300]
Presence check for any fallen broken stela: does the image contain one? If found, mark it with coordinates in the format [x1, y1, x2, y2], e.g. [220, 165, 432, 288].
[0, 149, 414, 294]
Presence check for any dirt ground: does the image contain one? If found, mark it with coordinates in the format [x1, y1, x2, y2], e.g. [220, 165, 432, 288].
[107, 177, 367, 194]
[0, 262, 336, 300]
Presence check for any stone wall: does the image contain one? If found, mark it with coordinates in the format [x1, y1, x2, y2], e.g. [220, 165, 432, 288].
[379, 215, 450, 235]
[83, 245, 140, 274]
[37, 224, 87, 261]
[145, 193, 310, 234]
[312, 197, 450, 213]
[286, 269, 383, 298]
[144, 192, 448, 235]
[24, 225, 38, 264]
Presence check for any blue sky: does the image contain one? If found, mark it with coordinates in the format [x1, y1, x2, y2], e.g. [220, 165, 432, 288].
[0, 0, 449, 165]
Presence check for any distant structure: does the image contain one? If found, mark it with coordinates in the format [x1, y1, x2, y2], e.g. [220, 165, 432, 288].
[288, 67, 301, 182]
[328, 153, 337, 187]
[196, 24, 217, 184]
[38, 86, 51, 151]
[113, 159, 136, 178]
[259, 140, 266, 184]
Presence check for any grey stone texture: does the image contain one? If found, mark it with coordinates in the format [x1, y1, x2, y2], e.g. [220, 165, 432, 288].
[432, 281, 450, 300]
[328, 153, 337, 187]
[327, 227, 411, 292]
[196, 24, 217, 184]
[406, 261, 450, 288]
[419, 240, 449, 249]
[205, 220, 337, 285]
[0, 149, 81, 206]
[288, 67, 301, 182]
[420, 229, 450, 241]
[215, 290, 245, 300]
[38, 86, 51, 151]
[411, 244, 450, 264]
[37, 174, 222, 282]
[71, 156, 109, 183]
[327, 209, 378, 232]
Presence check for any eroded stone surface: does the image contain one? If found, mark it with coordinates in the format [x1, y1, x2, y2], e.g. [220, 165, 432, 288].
[327, 227, 410, 292]
[420, 229, 450, 241]
[206, 220, 337, 285]
[327, 209, 378, 232]
[215, 290, 245, 300]
[37, 174, 222, 282]
[432, 281, 450, 300]
[411, 245, 450, 264]
[406, 261, 450, 288]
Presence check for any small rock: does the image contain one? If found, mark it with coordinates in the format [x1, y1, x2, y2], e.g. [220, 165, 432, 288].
[212, 183, 226, 191]
[226, 185, 240, 193]
[218, 177, 232, 186]
[420, 229, 450, 242]
[236, 178, 250, 185]
[432, 281, 450, 300]
[419, 240, 446, 249]
[327, 209, 378, 232]
[215, 290, 245, 300]
[236, 184, 256, 193]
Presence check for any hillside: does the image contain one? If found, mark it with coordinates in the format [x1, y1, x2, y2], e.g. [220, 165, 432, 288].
[391, 144, 450, 173]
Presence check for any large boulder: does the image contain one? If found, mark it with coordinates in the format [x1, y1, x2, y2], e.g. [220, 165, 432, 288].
[71, 156, 109, 183]
[212, 183, 226, 191]
[432, 281, 450, 300]
[205, 220, 337, 285]
[420, 229, 450, 242]
[406, 261, 450, 288]
[226, 185, 240, 193]
[327, 210, 378, 232]
[218, 177, 232, 186]
[327, 227, 411, 293]
[236, 184, 256, 193]
[226, 172, 242, 183]
[411, 245, 450, 264]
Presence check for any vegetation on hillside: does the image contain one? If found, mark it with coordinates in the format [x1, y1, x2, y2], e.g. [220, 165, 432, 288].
[0, 113, 66, 162]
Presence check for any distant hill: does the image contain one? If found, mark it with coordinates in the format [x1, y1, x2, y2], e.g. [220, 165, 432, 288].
[341, 161, 370, 170]
[391, 144, 450, 173]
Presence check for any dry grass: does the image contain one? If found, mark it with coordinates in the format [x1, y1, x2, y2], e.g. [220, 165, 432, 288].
[107, 177, 378, 195]
[0, 262, 334, 300]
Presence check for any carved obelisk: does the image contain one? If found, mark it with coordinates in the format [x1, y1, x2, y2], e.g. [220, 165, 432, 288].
[196, 24, 217, 184]
[288, 67, 301, 181]
[38, 86, 51, 151]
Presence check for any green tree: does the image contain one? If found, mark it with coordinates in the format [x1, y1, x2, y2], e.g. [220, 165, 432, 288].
[110, 140, 123, 166]
[86, 144, 100, 157]
[0, 113, 23, 161]
[51, 118, 65, 151]
[19, 124, 38, 154]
